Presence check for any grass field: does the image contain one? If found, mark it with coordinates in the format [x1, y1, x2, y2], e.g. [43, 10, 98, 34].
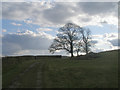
[2, 50, 118, 88]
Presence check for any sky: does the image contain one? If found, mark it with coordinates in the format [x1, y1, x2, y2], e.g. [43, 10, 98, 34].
[1, 1, 119, 56]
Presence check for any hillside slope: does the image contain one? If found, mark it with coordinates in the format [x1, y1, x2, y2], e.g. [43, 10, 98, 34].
[42, 50, 118, 88]
[2, 50, 118, 88]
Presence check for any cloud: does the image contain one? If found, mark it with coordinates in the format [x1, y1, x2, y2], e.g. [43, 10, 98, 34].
[103, 33, 118, 47]
[2, 0, 119, 2]
[36, 27, 53, 32]
[91, 40, 98, 45]
[11, 22, 22, 26]
[2, 2, 119, 55]
[2, 0, 48, 2]
[2, 42, 22, 55]
[108, 39, 120, 47]
[81, 17, 91, 22]
[103, 33, 118, 39]
[2, 2, 118, 27]
[2, 30, 54, 56]
[92, 48, 105, 53]
[56, 0, 119, 2]
[2, 2, 52, 20]
[14, 49, 68, 56]
[100, 20, 108, 24]
[91, 33, 119, 52]
[24, 19, 33, 24]
[77, 2, 117, 16]
[91, 34, 118, 52]
[2, 29, 7, 32]
[2, 0, 27, 2]
[14, 50, 51, 56]
[2, 30, 119, 56]
[43, 2, 75, 24]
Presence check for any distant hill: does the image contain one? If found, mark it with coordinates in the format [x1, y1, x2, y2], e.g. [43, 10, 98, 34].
[2, 49, 119, 59]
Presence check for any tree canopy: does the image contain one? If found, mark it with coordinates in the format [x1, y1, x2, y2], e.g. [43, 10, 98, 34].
[49, 23, 92, 57]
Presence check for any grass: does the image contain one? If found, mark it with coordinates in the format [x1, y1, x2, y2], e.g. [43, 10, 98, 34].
[42, 50, 118, 88]
[2, 50, 118, 88]
[2, 59, 36, 88]
[17, 62, 40, 88]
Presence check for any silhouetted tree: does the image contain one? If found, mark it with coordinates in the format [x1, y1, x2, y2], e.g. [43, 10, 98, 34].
[49, 23, 82, 57]
[74, 39, 83, 56]
[80, 28, 92, 54]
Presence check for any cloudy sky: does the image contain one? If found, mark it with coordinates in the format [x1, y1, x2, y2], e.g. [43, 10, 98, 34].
[1, 1, 119, 56]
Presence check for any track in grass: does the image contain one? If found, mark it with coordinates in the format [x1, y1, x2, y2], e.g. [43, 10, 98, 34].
[9, 62, 40, 88]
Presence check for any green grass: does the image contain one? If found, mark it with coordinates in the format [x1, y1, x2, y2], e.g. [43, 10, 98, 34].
[17, 62, 40, 88]
[42, 50, 118, 88]
[2, 50, 118, 88]
[2, 59, 36, 88]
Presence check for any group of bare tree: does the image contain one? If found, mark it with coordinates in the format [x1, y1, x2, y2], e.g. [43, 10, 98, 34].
[49, 23, 92, 57]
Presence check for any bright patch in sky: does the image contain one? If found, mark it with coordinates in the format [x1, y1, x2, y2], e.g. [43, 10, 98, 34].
[1, 1, 119, 56]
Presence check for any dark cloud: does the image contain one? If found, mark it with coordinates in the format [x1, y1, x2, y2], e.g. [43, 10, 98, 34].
[77, 2, 117, 16]
[91, 40, 98, 44]
[2, 2, 32, 20]
[108, 39, 120, 46]
[100, 20, 108, 24]
[2, 2, 117, 26]
[43, 2, 75, 24]
[2, 31, 53, 55]
[2, 42, 22, 55]
[81, 17, 91, 22]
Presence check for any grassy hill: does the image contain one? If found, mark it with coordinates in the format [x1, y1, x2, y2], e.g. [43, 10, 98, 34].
[2, 50, 118, 88]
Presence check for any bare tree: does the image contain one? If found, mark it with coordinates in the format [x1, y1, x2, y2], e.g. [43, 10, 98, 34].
[80, 28, 92, 54]
[49, 23, 82, 57]
[74, 39, 83, 56]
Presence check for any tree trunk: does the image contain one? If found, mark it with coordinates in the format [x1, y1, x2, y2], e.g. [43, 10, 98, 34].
[85, 44, 88, 55]
[77, 50, 79, 56]
[70, 42, 74, 57]
[71, 52, 73, 57]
